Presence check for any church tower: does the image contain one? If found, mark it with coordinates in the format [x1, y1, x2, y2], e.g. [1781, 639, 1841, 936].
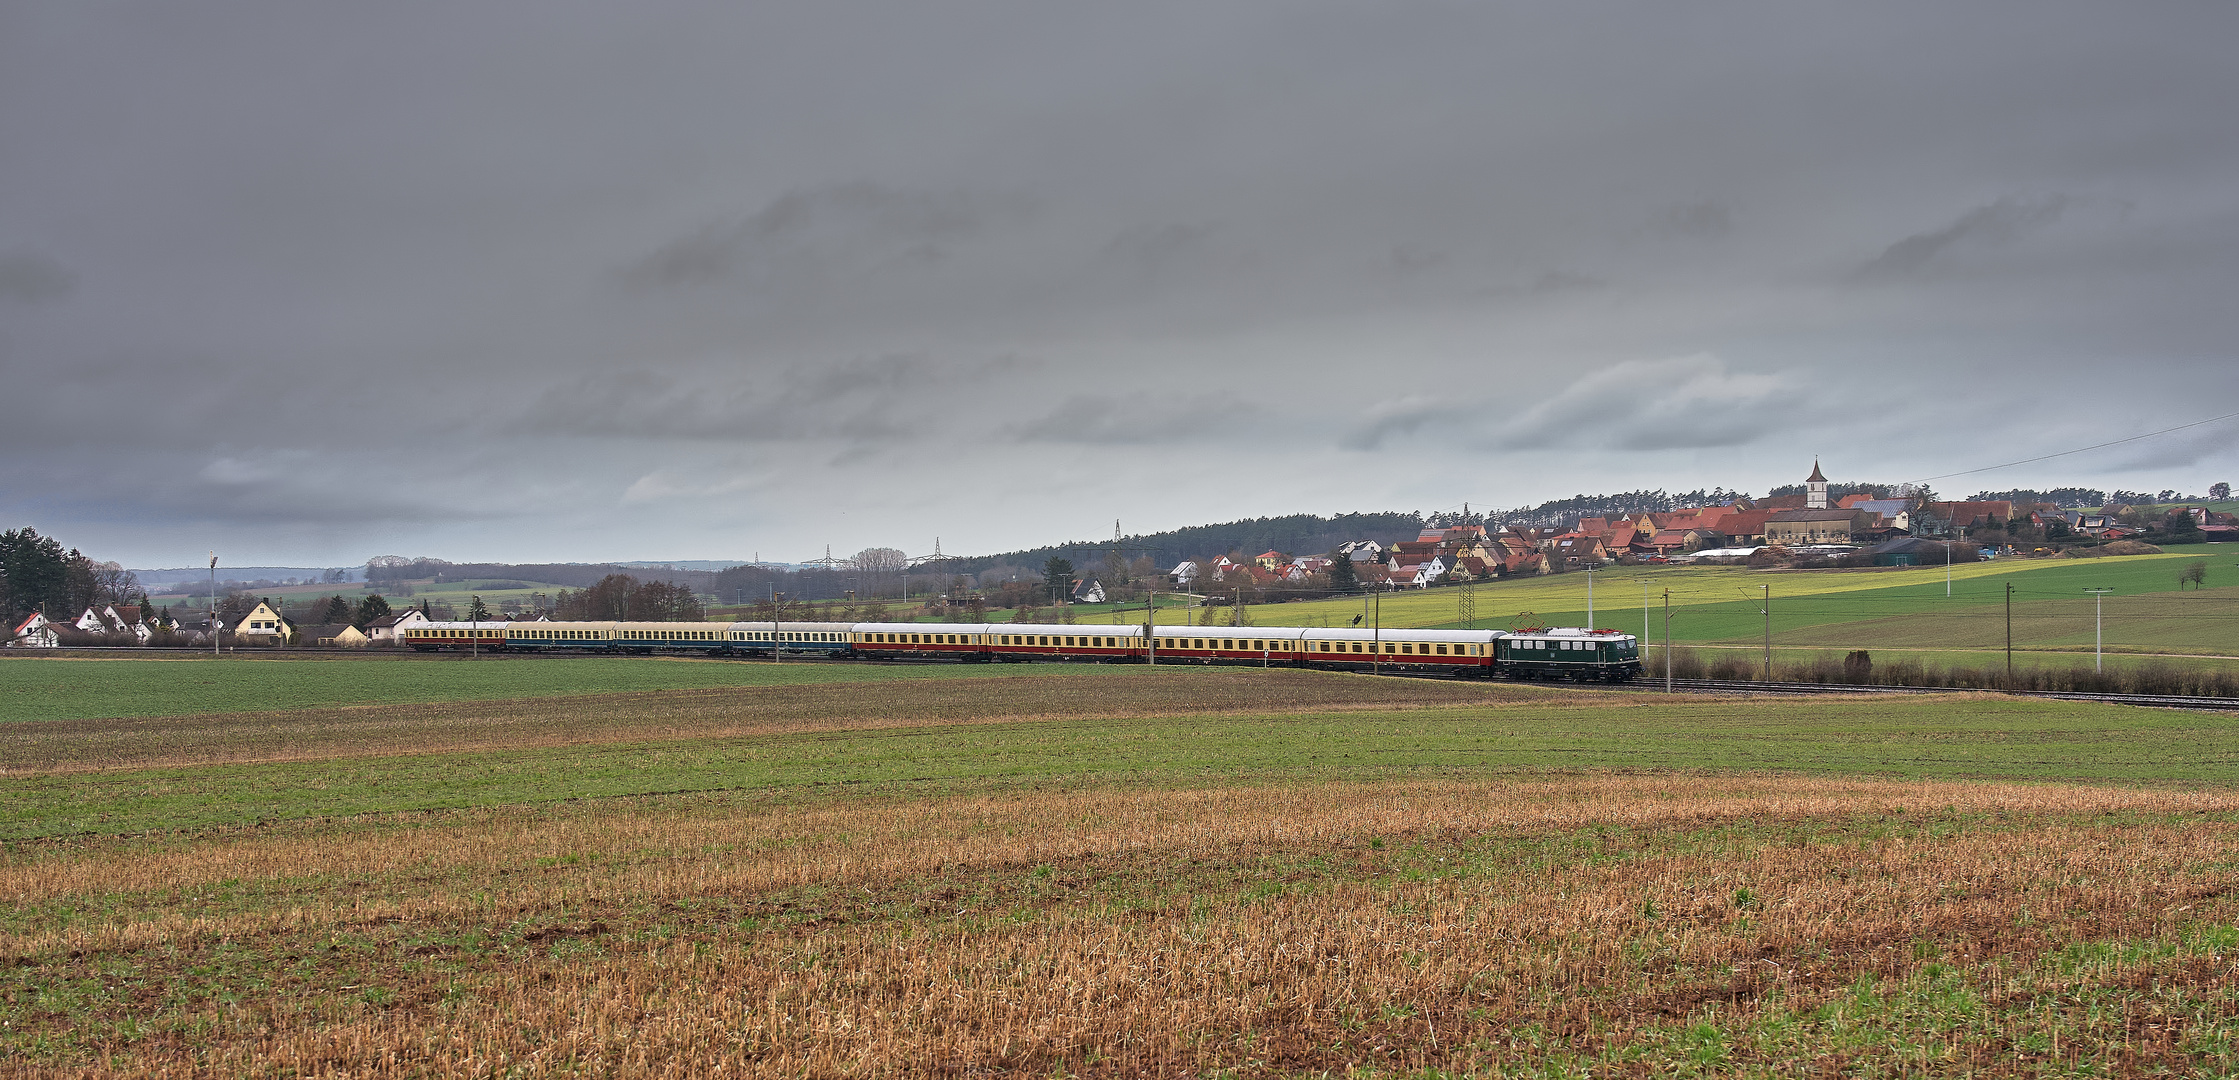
[1806, 460, 1829, 510]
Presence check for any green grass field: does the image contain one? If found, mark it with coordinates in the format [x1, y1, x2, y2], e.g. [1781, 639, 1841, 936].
[0, 654, 1111, 725]
[8, 665, 2239, 839]
[16, 692, 2239, 840]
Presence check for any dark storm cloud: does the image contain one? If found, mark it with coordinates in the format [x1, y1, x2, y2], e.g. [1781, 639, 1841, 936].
[512, 354, 1032, 442]
[1340, 397, 1476, 452]
[1857, 196, 2070, 280]
[1008, 392, 1259, 445]
[0, 253, 75, 303]
[619, 183, 1035, 290]
[3, 1, 2237, 565]
[1491, 356, 1807, 452]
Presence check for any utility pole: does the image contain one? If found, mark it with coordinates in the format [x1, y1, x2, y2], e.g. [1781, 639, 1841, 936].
[1584, 566, 1595, 628]
[1641, 579, 1653, 646]
[1144, 582, 1156, 666]
[2005, 581, 2014, 682]
[1761, 583, 1771, 681]
[771, 583, 781, 664]
[209, 553, 219, 657]
[1373, 583, 1382, 675]
[1663, 588, 1672, 692]
[1946, 538, 1953, 598]
[2085, 588, 2112, 673]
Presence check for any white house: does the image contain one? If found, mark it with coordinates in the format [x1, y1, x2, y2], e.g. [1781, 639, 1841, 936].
[10, 612, 59, 647]
[364, 609, 428, 646]
[72, 605, 153, 643]
[1072, 579, 1107, 604]
[1391, 556, 1446, 588]
[1168, 561, 1199, 587]
[1342, 540, 1385, 563]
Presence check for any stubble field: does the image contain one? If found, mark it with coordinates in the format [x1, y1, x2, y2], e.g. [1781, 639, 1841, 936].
[5, 659, 2239, 1076]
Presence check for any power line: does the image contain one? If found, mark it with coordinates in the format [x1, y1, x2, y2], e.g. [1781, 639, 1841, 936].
[1910, 409, 2239, 485]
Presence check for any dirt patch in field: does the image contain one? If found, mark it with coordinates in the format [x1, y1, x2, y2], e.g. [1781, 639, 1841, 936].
[8, 775, 2239, 1076]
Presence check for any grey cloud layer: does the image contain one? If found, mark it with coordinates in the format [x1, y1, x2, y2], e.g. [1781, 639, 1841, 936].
[4, 2, 2237, 564]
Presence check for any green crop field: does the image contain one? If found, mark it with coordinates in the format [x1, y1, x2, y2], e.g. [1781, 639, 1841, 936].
[9, 683, 2239, 841]
[9, 665, 2239, 1074]
[0, 654, 1111, 725]
[1194, 547, 2239, 664]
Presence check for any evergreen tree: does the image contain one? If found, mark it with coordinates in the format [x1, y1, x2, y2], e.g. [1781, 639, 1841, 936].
[1327, 552, 1359, 592]
[354, 594, 392, 629]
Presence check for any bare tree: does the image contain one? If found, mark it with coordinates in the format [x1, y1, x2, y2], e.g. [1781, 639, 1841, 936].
[852, 547, 907, 599]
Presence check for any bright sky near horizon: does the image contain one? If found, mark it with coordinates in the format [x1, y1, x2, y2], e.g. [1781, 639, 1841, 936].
[4, 3, 2236, 567]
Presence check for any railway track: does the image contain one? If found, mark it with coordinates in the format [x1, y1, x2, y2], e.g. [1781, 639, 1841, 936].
[1603, 676, 2239, 713]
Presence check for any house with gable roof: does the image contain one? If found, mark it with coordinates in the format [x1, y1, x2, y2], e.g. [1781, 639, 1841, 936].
[232, 600, 294, 644]
[364, 610, 429, 646]
[10, 612, 60, 648]
[1547, 532, 1609, 565]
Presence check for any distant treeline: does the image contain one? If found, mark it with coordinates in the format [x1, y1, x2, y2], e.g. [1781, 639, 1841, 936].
[1765, 481, 1898, 501]
[365, 558, 714, 591]
[1497, 489, 1753, 528]
[1970, 488, 2107, 508]
[942, 513, 1427, 576]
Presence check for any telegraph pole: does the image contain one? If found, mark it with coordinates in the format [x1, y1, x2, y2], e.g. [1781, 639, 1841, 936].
[1663, 588, 1672, 692]
[1761, 583, 1771, 681]
[2084, 588, 2112, 673]
[1584, 566, 1596, 628]
[1144, 582, 1156, 666]
[209, 553, 219, 657]
[1373, 583, 1382, 675]
[2005, 581, 2014, 682]
[771, 583, 781, 664]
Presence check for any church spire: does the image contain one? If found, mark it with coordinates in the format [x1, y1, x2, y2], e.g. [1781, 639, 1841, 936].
[1807, 459, 1826, 483]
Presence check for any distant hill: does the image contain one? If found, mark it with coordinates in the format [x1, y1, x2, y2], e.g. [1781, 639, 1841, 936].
[133, 566, 359, 587]
[945, 512, 1426, 575]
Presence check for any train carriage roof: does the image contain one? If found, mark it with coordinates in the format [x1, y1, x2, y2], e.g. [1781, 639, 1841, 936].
[851, 622, 996, 635]
[415, 620, 513, 630]
[1296, 627, 1504, 643]
[998, 624, 1146, 637]
[724, 621, 870, 633]
[1148, 626, 1307, 640]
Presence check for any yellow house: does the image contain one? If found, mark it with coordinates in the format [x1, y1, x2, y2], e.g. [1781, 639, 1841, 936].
[233, 601, 294, 644]
[310, 623, 369, 647]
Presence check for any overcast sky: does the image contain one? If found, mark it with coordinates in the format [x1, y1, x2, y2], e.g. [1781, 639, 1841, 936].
[5, 2, 2236, 568]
